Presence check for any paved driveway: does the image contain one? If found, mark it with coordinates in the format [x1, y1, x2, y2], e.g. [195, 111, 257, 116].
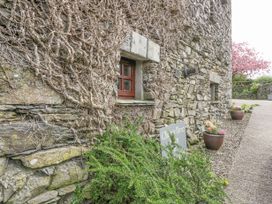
[227, 100, 272, 204]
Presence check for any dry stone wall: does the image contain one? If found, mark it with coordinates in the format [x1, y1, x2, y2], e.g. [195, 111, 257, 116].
[0, 0, 231, 203]
[0, 78, 90, 203]
[257, 83, 272, 100]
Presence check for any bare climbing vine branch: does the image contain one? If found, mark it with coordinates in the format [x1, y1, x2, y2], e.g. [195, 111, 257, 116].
[0, 0, 228, 132]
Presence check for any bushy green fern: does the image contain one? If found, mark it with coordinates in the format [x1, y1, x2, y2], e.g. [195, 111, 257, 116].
[73, 122, 226, 204]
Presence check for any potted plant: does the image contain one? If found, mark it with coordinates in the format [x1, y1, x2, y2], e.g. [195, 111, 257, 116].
[241, 103, 259, 113]
[230, 104, 244, 120]
[203, 120, 225, 150]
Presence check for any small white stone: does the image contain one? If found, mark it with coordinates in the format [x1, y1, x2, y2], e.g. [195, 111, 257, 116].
[30, 159, 38, 165]
[185, 46, 192, 55]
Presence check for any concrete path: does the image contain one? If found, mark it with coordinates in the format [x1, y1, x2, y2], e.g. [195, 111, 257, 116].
[227, 100, 272, 204]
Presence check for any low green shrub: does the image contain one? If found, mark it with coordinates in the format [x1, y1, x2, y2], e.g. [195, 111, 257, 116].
[73, 123, 226, 204]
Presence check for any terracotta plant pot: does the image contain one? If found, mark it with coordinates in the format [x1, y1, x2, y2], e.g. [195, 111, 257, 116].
[203, 131, 224, 150]
[230, 110, 244, 120]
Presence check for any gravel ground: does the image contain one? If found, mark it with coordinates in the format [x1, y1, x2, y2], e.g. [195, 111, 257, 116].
[205, 113, 251, 178]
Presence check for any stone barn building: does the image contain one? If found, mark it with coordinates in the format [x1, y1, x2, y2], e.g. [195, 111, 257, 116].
[0, 0, 231, 203]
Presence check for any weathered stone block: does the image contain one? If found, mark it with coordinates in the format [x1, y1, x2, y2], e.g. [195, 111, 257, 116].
[130, 32, 148, 58]
[6, 173, 51, 204]
[0, 157, 7, 176]
[185, 46, 192, 55]
[121, 32, 160, 63]
[42, 197, 60, 204]
[152, 108, 162, 119]
[27, 191, 58, 204]
[57, 184, 76, 196]
[0, 185, 3, 203]
[58, 194, 73, 204]
[168, 108, 175, 117]
[147, 40, 160, 62]
[17, 146, 89, 169]
[209, 71, 221, 84]
[39, 166, 56, 176]
[0, 67, 63, 105]
[196, 94, 203, 101]
[120, 34, 132, 52]
[174, 108, 181, 117]
[188, 133, 199, 145]
[0, 0, 6, 6]
[144, 92, 155, 100]
[0, 111, 18, 122]
[0, 122, 75, 156]
[42, 113, 79, 123]
[49, 160, 88, 190]
[0, 162, 31, 203]
[188, 110, 196, 116]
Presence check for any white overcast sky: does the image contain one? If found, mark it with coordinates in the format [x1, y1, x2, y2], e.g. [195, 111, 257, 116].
[232, 0, 272, 76]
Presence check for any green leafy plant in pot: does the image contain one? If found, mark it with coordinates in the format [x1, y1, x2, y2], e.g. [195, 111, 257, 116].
[241, 103, 259, 113]
[203, 120, 225, 150]
[230, 104, 244, 120]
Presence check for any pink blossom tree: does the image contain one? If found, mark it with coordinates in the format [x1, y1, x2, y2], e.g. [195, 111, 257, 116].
[232, 42, 271, 75]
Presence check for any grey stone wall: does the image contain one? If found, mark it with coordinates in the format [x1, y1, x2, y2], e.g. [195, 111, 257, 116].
[0, 0, 231, 203]
[0, 68, 91, 203]
[115, 0, 232, 143]
[257, 83, 272, 100]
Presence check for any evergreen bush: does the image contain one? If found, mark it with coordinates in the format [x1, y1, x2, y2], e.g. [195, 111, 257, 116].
[73, 122, 226, 204]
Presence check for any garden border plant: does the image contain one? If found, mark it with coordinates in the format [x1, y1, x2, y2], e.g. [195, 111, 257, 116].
[203, 121, 225, 150]
[241, 103, 259, 113]
[72, 122, 227, 204]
